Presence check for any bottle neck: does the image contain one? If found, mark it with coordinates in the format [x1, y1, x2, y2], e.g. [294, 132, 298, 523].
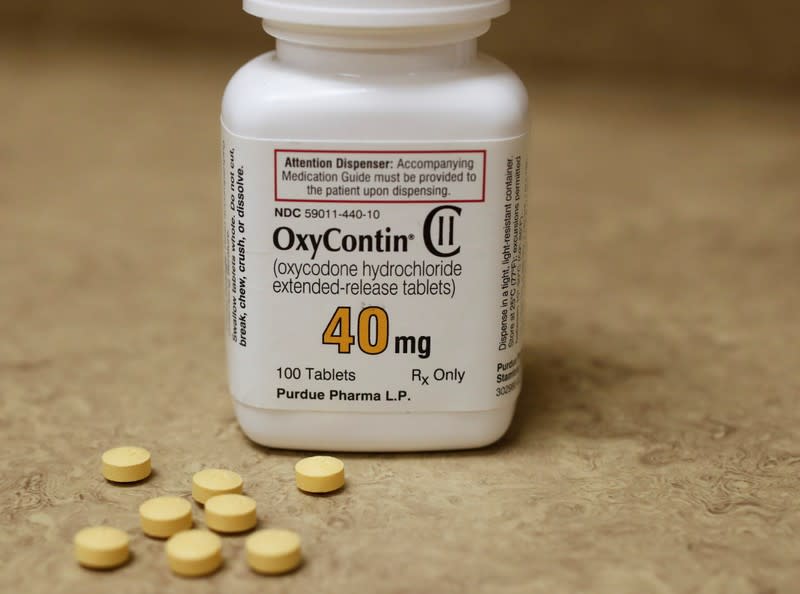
[267, 22, 485, 75]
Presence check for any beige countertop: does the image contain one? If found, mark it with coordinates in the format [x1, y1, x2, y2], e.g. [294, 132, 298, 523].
[2, 37, 800, 593]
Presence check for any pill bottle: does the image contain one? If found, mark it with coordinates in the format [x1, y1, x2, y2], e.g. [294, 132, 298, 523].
[222, 0, 528, 451]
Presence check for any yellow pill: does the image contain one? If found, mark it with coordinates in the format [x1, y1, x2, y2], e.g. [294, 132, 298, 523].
[139, 496, 193, 538]
[192, 468, 243, 504]
[295, 456, 345, 493]
[165, 530, 223, 577]
[246, 529, 302, 575]
[74, 526, 130, 570]
[205, 493, 258, 533]
[102, 446, 151, 483]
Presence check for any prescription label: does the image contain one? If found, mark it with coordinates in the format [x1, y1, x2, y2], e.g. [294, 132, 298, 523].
[222, 129, 527, 412]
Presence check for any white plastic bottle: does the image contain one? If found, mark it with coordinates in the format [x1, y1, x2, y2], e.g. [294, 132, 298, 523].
[222, 0, 528, 451]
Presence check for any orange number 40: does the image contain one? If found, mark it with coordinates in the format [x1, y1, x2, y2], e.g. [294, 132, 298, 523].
[322, 306, 389, 355]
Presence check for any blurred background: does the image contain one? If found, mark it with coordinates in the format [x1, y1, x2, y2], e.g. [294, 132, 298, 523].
[3, 1, 800, 83]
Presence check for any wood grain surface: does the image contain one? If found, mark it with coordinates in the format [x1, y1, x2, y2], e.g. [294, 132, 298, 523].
[1, 36, 800, 594]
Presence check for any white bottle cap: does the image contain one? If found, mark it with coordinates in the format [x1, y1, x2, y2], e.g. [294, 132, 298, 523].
[243, 0, 510, 28]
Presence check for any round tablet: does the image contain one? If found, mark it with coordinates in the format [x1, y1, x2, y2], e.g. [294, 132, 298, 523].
[192, 468, 243, 504]
[204, 494, 258, 533]
[74, 526, 130, 570]
[246, 529, 302, 575]
[165, 530, 223, 577]
[102, 446, 151, 483]
[295, 456, 345, 493]
[139, 496, 193, 538]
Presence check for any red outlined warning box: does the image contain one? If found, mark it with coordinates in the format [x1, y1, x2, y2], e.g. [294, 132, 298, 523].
[275, 149, 486, 204]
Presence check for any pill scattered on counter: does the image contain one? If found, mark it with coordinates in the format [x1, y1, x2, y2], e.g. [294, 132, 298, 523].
[79, 448, 336, 577]
[139, 496, 193, 538]
[102, 446, 151, 483]
[192, 468, 243, 504]
[166, 529, 223, 577]
[74, 526, 130, 570]
[246, 529, 302, 575]
[295, 456, 345, 493]
[204, 493, 258, 534]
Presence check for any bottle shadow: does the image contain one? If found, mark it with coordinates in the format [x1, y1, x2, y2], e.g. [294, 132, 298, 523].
[450, 341, 666, 458]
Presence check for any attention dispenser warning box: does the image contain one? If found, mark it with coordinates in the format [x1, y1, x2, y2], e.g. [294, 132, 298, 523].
[275, 150, 486, 203]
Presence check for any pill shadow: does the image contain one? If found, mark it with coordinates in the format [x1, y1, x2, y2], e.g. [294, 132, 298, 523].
[169, 561, 226, 579]
[103, 469, 158, 487]
[190, 513, 263, 536]
[249, 559, 306, 577]
[78, 552, 135, 572]
[295, 485, 347, 497]
[215, 523, 262, 537]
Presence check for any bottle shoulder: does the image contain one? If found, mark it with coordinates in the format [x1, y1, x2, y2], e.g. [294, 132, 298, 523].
[221, 51, 529, 140]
